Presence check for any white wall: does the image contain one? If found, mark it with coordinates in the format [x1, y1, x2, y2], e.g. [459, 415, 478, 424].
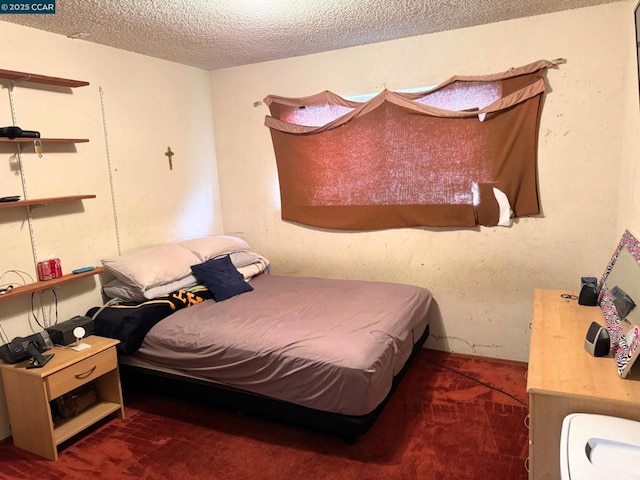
[211, 2, 631, 362]
[0, 23, 222, 439]
[619, 2, 640, 236]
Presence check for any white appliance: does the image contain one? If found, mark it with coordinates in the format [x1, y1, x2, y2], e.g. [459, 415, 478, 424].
[560, 413, 640, 480]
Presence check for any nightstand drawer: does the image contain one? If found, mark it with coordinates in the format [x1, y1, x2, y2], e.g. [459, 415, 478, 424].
[46, 348, 117, 399]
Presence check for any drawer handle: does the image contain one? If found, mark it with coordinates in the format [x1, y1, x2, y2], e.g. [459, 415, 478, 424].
[74, 365, 97, 379]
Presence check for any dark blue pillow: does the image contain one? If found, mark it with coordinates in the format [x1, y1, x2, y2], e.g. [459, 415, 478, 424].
[191, 255, 253, 301]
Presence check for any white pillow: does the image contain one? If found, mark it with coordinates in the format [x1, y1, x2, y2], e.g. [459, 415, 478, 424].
[229, 251, 261, 268]
[179, 235, 250, 262]
[102, 243, 200, 291]
[102, 278, 146, 302]
[143, 274, 198, 300]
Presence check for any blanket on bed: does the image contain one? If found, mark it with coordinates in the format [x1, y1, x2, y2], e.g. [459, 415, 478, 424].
[89, 286, 213, 355]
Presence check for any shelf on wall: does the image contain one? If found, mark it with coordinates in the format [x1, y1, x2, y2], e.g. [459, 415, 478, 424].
[0, 138, 89, 144]
[0, 67, 101, 311]
[0, 195, 97, 209]
[0, 268, 104, 302]
[0, 69, 89, 88]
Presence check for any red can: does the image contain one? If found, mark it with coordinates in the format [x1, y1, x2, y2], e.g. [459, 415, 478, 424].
[50, 258, 62, 278]
[37, 260, 55, 281]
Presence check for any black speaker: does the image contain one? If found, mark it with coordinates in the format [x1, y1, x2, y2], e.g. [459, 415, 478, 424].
[578, 283, 598, 306]
[584, 321, 610, 357]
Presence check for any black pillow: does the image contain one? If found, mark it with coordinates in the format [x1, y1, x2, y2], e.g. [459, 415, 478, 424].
[191, 255, 253, 301]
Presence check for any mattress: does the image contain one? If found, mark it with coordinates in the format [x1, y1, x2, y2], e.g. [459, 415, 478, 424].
[131, 274, 433, 416]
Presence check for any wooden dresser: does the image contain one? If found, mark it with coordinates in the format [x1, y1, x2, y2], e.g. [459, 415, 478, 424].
[527, 289, 640, 479]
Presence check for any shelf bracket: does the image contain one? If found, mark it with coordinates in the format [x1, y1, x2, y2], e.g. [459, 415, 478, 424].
[8, 75, 32, 90]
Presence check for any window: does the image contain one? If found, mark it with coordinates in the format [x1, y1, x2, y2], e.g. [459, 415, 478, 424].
[264, 60, 557, 230]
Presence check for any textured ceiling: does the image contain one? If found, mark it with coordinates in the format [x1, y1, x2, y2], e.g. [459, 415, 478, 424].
[1, 0, 620, 71]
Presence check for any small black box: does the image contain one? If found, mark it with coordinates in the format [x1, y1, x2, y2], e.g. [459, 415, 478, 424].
[45, 316, 94, 346]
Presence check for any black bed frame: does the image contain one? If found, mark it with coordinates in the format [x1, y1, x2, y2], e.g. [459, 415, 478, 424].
[119, 325, 429, 444]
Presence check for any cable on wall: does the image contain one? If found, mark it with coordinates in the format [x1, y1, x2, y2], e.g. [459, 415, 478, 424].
[99, 86, 122, 256]
[0, 323, 9, 344]
[30, 289, 57, 330]
[0, 269, 42, 334]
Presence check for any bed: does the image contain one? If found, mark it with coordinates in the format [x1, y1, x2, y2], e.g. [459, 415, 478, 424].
[92, 237, 434, 442]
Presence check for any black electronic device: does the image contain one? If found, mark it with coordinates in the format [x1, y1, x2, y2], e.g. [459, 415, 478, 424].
[584, 321, 610, 357]
[0, 126, 40, 139]
[45, 315, 94, 346]
[0, 331, 54, 364]
[25, 342, 54, 369]
[578, 278, 598, 306]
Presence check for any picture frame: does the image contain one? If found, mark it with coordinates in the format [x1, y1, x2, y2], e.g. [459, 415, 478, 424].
[635, 2, 640, 91]
[599, 229, 640, 378]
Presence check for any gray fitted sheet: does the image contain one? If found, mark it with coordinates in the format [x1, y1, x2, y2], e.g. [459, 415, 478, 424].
[133, 274, 433, 415]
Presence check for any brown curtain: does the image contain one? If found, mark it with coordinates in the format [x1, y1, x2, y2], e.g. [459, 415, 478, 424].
[264, 60, 556, 230]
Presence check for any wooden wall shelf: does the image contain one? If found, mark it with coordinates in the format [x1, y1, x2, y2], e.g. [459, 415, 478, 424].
[0, 66, 100, 315]
[0, 69, 89, 88]
[0, 195, 96, 209]
[0, 267, 103, 302]
[0, 138, 89, 144]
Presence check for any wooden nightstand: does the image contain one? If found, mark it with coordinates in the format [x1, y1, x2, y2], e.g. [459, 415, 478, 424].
[0, 335, 125, 460]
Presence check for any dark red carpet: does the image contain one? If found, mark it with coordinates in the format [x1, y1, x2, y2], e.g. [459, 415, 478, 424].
[0, 350, 529, 479]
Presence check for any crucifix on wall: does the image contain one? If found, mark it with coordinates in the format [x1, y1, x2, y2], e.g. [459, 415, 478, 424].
[165, 146, 175, 170]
